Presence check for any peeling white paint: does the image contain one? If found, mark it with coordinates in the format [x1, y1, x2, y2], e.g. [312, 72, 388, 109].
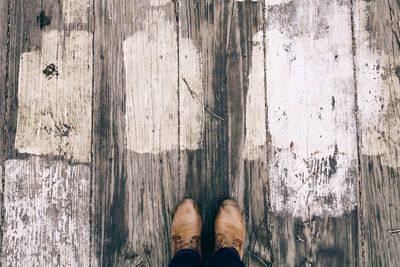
[63, 0, 91, 25]
[266, 2, 358, 217]
[149, 0, 171, 6]
[124, 11, 203, 154]
[15, 30, 93, 163]
[2, 157, 90, 266]
[243, 30, 266, 160]
[354, 0, 400, 168]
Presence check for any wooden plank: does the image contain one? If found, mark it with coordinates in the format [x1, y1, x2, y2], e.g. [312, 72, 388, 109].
[178, 1, 227, 264]
[14, 29, 92, 162]
[0, 0, 9, 247]
[354, 0, 400, 266]
[93, 1, 185, 266]
[2, 0, 94, 265]
[178, 1, 230, 264]
[5, 0, 93, 158]
[179, 0, 271, 265]
[0, 0, 8, 133]
[2, 157, 91, 266]
[91, 1, 126, 264]
[227, 2, 273, 266]
[237, 5, 274, 267]
[265, 0, 359, 266]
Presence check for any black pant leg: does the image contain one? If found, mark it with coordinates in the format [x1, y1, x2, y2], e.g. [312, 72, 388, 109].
[168, 249, 202, 267]
[211, 248, 245, 267]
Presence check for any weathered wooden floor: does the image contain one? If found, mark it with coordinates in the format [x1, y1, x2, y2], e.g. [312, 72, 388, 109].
[0, 0, 399, 266]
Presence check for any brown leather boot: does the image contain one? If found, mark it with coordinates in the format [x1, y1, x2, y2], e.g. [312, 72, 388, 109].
[214, 199, 246, 259]
[171, 198, 202, 256]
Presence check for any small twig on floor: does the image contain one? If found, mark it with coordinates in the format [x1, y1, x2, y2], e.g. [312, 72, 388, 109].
[248, 251, 270, 267]
[297, 235, 305, 242]
[388, 229, 400, 235]
[182, 77, 224, 121]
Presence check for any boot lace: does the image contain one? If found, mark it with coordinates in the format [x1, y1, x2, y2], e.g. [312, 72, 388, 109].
[173, 235, 200, 251]
[215, 233, 243, 252]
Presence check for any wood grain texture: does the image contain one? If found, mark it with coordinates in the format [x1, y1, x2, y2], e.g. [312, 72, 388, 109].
[93, 1, 183, 266]
[354, 0, 400, 266]
[0, 0, 9, 250]
[0, 0, 7, 137]
[2, 157, 91, 266]
[92, 0, 130, 264]
[2, 0, 94, 265]
[14, 29, 92, 162]
[5, 0, 93, 158]
[2, 0, 399, 266]
[265, 0, 359, 265]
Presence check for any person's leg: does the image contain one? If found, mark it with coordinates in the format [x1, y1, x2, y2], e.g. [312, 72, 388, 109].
[168, 249, 202, 267]
[211, 247, 245, 267]
[211, 199, 246, 267]
[168, 199, 203, 267]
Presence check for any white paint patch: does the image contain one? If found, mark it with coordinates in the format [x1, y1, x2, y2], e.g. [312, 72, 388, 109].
[15, 30, 93, 163]
[266, 0, 292, 6]
[63, 0, 91, 25]
[2, 158, 90, 266]
[354, 1, 400, 168]
[149, 0, 171, 6]
[266, 2, 358, 217]
[243, 30, 267, 160]
[124, 12, 203, 154]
